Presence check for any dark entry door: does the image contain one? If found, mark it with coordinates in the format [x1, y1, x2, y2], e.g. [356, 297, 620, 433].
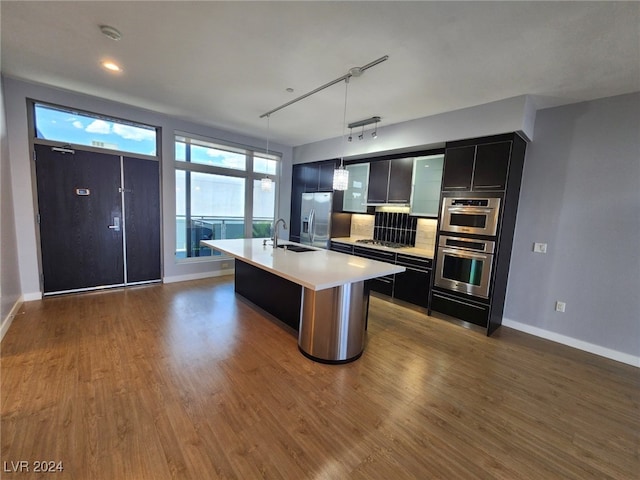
[123, 156, 161, 283]
[35, 144, 125, 293]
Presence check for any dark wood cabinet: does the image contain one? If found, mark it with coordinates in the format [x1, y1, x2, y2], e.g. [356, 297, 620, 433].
[432, 132, 528, 335]
[318, 162, 336, 191]
[290, 160, 340, 239]
[442, 146, 474, 191]
[367, 160, 390, 203]
[329, 242, 354, 254]
[473, 141, 511, 191]
[442, 140, 511, 192]
[367, 158, 412, 204]
[393, 254, 432, 308]
[388, 157, 414, 203]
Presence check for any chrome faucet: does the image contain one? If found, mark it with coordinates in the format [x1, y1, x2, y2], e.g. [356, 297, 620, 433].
[272, 218, 287, 248]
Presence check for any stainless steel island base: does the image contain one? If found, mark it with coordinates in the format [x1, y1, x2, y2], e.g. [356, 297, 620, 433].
[298, 281, 370, 364]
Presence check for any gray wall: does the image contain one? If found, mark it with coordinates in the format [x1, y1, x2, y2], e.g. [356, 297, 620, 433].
[504, 92, 640, 361]
[0, 76, 22, 336]
[2, 76, 293, 298]
[294, 95, 537, 164]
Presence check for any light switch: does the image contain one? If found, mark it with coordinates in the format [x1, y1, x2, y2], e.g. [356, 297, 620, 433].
[533, 242, 547, 254]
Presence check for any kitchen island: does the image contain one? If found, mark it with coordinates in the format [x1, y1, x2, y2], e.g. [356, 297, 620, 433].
[201, 238, 405, 363]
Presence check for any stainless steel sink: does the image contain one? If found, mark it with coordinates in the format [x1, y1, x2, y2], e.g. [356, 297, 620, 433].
[276, 244, 315, 253]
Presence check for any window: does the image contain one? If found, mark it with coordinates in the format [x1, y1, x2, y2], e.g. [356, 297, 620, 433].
[34, 103, 157, 157]
[175, 134, 279, 259]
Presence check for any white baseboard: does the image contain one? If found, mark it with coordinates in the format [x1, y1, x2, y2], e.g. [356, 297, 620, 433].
[1, 296, 24, 342]
[163, 269, 234, 284]
[502, 318, 639, 368]
[23, 292, 42, 301]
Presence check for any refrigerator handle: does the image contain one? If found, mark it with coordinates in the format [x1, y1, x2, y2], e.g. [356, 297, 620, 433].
[309, 209, 315, 243]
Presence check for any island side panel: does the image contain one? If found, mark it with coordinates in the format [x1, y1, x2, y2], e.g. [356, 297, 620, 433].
[234, 259, 303, 330]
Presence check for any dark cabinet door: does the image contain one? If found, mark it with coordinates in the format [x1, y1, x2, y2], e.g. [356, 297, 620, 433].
[290, 165, 305, 239]
[442, 145, 475, 191]
[472, 141, 511, 191]
[318, 161, 337, 191]
[300, 164, 317, 192]
[394, 268, 430, 308]
[367, 160, 390, 203]
[388, 157, 413, 203]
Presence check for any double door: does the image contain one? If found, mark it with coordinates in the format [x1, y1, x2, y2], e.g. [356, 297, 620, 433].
[35, 144, 161, 295]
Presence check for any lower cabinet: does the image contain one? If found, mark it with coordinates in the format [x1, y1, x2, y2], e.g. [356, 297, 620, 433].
[430, 289, 490, 328]
[393, 254, 432, 308]
[332, 243, 432, 308]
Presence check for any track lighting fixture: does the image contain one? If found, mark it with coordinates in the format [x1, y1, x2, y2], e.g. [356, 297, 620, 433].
[346, 116, 381, 141]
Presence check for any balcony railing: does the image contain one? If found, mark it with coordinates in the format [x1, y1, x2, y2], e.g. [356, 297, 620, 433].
[176, 216, 273, 258]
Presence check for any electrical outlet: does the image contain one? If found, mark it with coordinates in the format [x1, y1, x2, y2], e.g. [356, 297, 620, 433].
[555, 301, 566, 313]
[533, 242, 548, 254]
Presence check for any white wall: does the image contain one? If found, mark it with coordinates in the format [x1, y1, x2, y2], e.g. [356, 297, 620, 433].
[293, 95, 536, 164]
[504, 92, 640, 364]
[0, 76, 22, 338]
[2, 76, 292, 297]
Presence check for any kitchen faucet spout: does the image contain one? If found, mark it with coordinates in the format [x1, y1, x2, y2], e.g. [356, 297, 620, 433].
[273, 218, 287, 248]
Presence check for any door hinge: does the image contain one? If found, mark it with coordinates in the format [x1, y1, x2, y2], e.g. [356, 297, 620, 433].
[36, 213, 41, 224]
[33, 150, 36, 162]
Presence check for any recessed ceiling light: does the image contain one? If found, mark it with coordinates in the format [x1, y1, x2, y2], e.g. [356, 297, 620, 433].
[286, 87, 294, 93]
[102, 61, 122, 72]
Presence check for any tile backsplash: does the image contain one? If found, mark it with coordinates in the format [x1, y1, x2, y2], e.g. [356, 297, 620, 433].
[349, 213, 437, 251]
[414, 218, 437, 252]
[350, 214, 374, 237]
[351, 212, 438, 250]
[374, 212, 417, 246]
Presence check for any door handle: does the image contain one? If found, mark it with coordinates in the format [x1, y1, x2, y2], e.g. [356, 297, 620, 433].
[108, 217, 120, 232]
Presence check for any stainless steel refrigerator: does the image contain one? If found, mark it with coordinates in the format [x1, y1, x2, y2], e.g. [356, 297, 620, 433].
[300, 192, 333, 249]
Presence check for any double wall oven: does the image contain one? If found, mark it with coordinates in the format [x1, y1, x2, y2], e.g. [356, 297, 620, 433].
[432, 195, 502, 327]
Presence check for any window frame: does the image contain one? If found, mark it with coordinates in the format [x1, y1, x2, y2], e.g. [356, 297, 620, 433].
[31, 100, 160, 160]
[174, 131, 280, 262]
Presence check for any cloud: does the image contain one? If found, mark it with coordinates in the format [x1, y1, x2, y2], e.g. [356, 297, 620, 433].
[72, 121, 83, 129]
[112, 124, 156, 142]
[85, 119, 111, 134]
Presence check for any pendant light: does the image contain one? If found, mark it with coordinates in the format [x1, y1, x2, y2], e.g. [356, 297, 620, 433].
[332, 78, 350, 191]
[261, 114, 273, 192]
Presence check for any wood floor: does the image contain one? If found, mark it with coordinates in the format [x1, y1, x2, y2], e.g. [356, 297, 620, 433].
[1, 276, 638, 479]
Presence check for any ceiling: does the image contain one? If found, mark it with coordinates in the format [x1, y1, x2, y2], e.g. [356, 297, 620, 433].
[1, 1, 638, 147]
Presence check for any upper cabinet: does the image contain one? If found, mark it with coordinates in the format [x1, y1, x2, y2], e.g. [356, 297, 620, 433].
[442, 140, 511, 192]
[297, 160, 337, 192]
[342, 163, 370, 213]
[367, 157, 413, 204]
[410, 154, 444, 217]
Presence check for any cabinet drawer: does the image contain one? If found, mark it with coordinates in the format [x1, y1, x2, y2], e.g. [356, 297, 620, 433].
[353, 246, 396, 263]
[431, 290, 489, 328]
[396, 253, 432, 271]
[367, 275, 394, 297]
[330, 242, 353, 254]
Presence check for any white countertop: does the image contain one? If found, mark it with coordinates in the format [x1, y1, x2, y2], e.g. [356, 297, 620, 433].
[201, 238, 405, 291]
[330, 236, 435, 259]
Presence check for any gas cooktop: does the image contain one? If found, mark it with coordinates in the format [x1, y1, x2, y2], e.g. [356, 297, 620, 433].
[355, 239, 410, 249]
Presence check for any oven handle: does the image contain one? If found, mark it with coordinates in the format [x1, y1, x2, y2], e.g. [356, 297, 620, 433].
[440, 248, 492, 261]
[446, 207, 494, 214]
